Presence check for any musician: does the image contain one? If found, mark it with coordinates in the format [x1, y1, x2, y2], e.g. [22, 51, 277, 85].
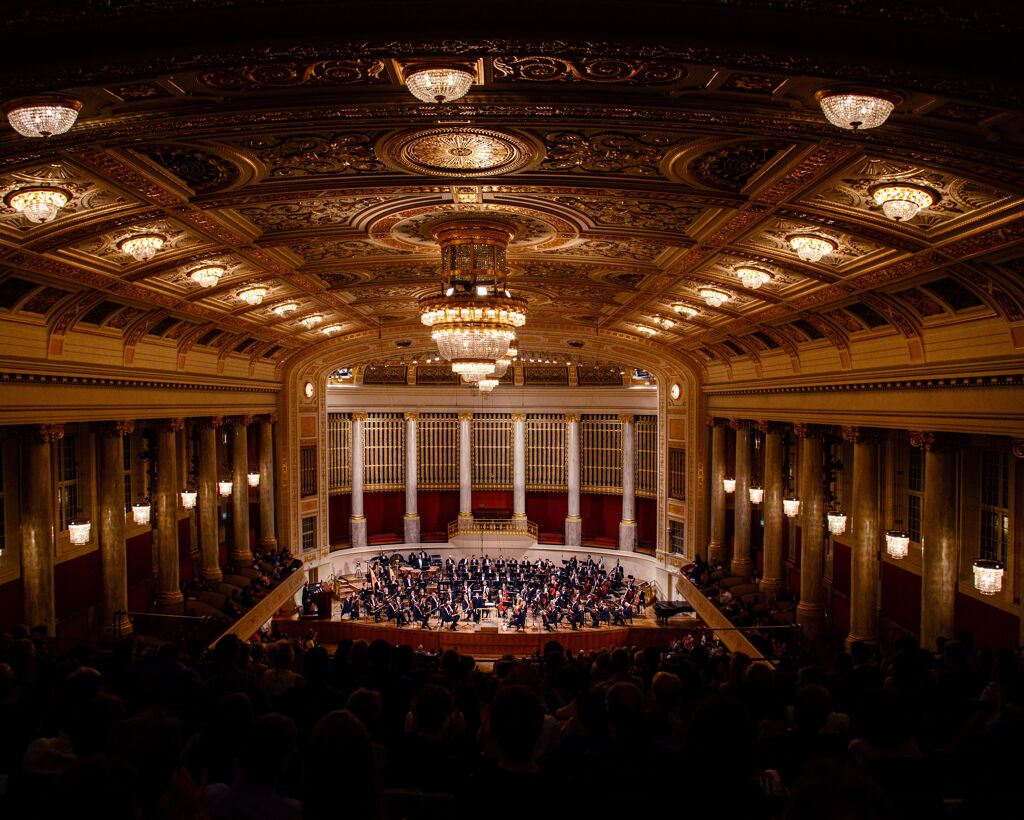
[439, 602, 460, 631]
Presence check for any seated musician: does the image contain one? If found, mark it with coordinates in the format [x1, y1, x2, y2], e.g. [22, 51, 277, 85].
[598, 601, 611, 626]
[439, 602, 460, 631]
[509, 602, 527, 631]
[612, 601, 626, 626]
[445, 555, 455, 577]
[541, 603, 558, 632]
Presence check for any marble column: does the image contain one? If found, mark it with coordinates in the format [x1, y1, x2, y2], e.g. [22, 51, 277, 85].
[257, 415, 277, 551]
[795, 424, 826, 641]
[708, 418, 727, 564]
[459, 412, 473, 521]
[155, 419, 184, 608]
[350, 412, 367, 548]
[731, 419, 753, 577]
[619, 414, 636, 551]
[230, 416, 253, 564]
[404, 412, 420, 543]
[197, 417, 222, 582]
[761, 422, 785, 599]
[917, 431, 958, 651]
[98, 421, 134, 637]
[565, 413, 582, 546]
[512, 413, 527, 520]
[20, 424, 62, 635]
[846, 427, 881, 648]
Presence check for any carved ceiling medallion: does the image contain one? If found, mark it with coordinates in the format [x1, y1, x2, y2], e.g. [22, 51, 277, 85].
[377, 128, 540, 177]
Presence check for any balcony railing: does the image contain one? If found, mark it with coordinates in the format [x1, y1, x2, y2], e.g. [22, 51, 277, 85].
[447, 517, 539, 539]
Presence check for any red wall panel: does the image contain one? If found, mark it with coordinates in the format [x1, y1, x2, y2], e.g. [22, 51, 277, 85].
[54, 548, 102, 622]
[526, 491, 568, 536]
[471, 490, 513, 515]
[126, 529, 154, 587]
[364, 490, 405, 539]
[418, 490, 459, 536]
[579, 493, 621, 544]
[636, 496, 657, 549]
[955, 592, 1019, 650]
[178, 516, 193, 582]
[831, 539, 852, 596]
[0, 578, 24, 628]
[881, 560, 921, 636]
[328, 493, 351, 545]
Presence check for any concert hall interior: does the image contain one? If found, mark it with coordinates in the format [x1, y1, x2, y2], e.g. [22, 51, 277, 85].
[0, 2, 1022, 818]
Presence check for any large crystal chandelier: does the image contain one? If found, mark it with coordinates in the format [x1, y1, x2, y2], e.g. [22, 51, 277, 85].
[4, 96, 83, 137]
[420, 220, 527, 378]
[870, 183, 937, 222]
[405, 66, 474, 103]
[815, 88, 900, 131]
[6, 186, 70, 223]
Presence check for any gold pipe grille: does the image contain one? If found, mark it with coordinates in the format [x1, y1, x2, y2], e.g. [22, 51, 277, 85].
[472, 413, 513, 490]
[636, 414, 658, 499]
[417, 413, 459, 490]
[326, 413, 353, 494]
[526, 414, 567, 491]
[364, 413, 405, 492]
[581, 414, 622, 494]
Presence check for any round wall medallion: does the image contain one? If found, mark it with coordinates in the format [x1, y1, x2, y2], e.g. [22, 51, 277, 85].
[377, 127, 541, 178]
[303, 381, 315, 399]
[670, 382, 681, 400]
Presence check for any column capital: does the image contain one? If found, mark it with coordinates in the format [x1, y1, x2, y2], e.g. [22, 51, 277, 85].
[458, 411, 473, 421]
[793, 422, 821, 439]
[909, 430, 959, 452]
[158, 418, 185, 433]
[98, 420, 135, 438]
[706, 415, 725, 428]
[23, 423, 65, 443]
[228, 414, 254, 427]
[728, 418, 751, 431]
[260, 413, 278, 425]
[842, 426, 883, 444]
[351, 411, 368, 421]
[403, 411, 420, 421]
[511, 412, 527, 422]
[618, 413, 635, 425]
[1013, 439, 1024, 459]
[195, 416, 223, 430]
[757, 419, 783, 434]
[565, 412, 581, 423]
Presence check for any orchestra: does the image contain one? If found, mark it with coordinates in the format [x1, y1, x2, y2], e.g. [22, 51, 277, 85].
[333, 551, 649, 632]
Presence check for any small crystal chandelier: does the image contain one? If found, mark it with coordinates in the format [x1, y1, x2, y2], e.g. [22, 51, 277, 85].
[4, 96, 83, 137]
[322, 323, 344, 336]
[190, 266, 225, 288]
[749, 486, 764, 504]
[68, 518, 92, 546]
[673, 304, 699, 318]
[180, 489, 198, 510]
[132, 501, 152, 526]
[452, 360, 496, 378]
[301, 314, 324, 329]
[635, 324, 657, 337]
[247, 472, 260, 488]
[699, 288, 730, 308]
[420, 220, 527, 374]
[5, 186, 70, 223]
[885, 529, 910, 560]
[653, 316, 675, 329]
[218, 479, 233, 497]
[815, 87, 900, 130]
[783, 497, 801, 517]
[118, 233, 165, 262]
[869, 183, 938, 222]
[492, 356, 512, 377]
[405, 66, 474, 103]
[723, 477, 736, 494]
[827, 510, 848, 535]
[238, 286, 268, 306]
[272, 302, 299, 316]
[478, 377, 499, 393]
[735, 266, 772, 290]
[972, 559, 1005, 596]
[788, 234, 837, 263]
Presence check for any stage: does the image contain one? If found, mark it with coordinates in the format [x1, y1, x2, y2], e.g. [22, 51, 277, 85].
[273, 612, 699, 656]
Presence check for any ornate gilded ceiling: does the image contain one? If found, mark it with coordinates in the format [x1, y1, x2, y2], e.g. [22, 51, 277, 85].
[0, 2, 1023, 381]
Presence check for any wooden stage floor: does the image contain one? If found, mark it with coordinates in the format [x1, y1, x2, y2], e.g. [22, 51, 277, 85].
[274, 611, 698, 656]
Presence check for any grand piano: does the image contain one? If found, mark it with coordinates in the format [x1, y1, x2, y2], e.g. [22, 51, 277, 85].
[654, 599, 695, 626]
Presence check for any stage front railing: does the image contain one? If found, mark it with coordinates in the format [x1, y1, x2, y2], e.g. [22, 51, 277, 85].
[447, 518, 539, 539]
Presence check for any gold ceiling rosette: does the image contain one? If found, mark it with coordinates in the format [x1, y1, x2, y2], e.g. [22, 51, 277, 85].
[420, 219, 527, 391]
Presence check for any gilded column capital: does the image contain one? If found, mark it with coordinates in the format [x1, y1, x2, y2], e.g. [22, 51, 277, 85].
[458, 411, 473, 422]
[792, 422, 820, 439]
[843, 426, 882, 444]
[618, 413, 635, 425]
[195, 416, 223, 430]
[403, 412, 420, 421]
[1013, 440, 1024, 459]
[158, 418, 185, 433]
[99, 420, 135, 438]
[909, 430, 937, 451]
[24, 423, 65, 443]
[511, 412, 527, 422]
[706, 415, 725, 428]
[228, 414, 254, 427]
[728, 418, 751, 431]
[261, 413, 279, 425]
[351, 411, 368, 422]
[564, 412, 581, 423]
[757, 420, 782, 434]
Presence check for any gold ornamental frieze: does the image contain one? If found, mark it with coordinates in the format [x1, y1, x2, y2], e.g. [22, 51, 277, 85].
[376, 127, 543, 178]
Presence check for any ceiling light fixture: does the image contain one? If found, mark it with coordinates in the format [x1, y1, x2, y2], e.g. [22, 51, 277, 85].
[68, 518, 92, 546]
[972, 559, 1004, 596]
[5, 186, 70, 223]
[272, 302, 299, 316]
[180, 489, 198, 510]
[885, 529, 910, 560]
[218, 479, 233, 497]
[477, 377, 499, 393]
[723, 477, 736, 494]
[869, 183, 938, 222]
[673, 304, 699, 318]
[787, 233, 837, 263]
[247, 472, 260, 488]
[783, 497, 801, 518]
[238, 286, 268, 306]
[735, 266, 772, 290]
[827, 510, 848, 535]
[322, 323, 344, 335]
[190, 265, 225, 288]
[635, 324, 657, 337]
[815, 87, 900, 130]
[3, 95, 83, 137]
[118, 233, 165, 262]
[132, 501, 151, 525]
[301, 314, 324, 329]
[749, 486, 764, 505]
[420, 220, 526, 373]
[405, 66, 475, 104]
[699, 288, 731, 308]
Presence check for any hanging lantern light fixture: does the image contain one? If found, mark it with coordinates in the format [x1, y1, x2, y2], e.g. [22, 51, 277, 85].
[783, 497, 801, 517]
[218, 479, 233, 497]
[68, 518, 92, 545]
[827, 510, 848, 535]
[749, 486, 764, 504]
[132, 501, 152, 526]
[885, 469, 910, 559]
[180, 489, 198, 510]
[972, 559, 1005, 596]
[723, 477, 736, 494]
[247, 472, 260, 488]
